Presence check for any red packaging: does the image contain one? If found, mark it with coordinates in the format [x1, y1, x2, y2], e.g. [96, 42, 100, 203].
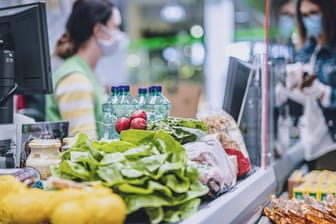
[224, 148, 251, 177]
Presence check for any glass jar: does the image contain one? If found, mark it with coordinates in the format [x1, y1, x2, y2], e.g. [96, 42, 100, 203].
[26, 139, 61, 180]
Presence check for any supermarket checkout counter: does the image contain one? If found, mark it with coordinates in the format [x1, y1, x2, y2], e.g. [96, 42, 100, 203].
[180, 142, 305, 224]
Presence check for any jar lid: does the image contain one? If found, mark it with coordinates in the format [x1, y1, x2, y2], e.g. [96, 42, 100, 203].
[28, 139, 61, 149]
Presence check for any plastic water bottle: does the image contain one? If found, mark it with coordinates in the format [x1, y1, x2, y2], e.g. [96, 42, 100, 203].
[136, 87, 148, 111]
[101, 88, 112, 139]
[147, 85, 171, 121]
[114, 85, 138, 119]
[102, 86, 118, 139]
[109, 86, 119, 139]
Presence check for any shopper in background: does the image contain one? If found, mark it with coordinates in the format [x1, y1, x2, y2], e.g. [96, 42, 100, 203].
[45, 0, 124, 139]
[270, 0, 296, 61]
[270, 0, 299, 156]
[288, 0, 336, 170]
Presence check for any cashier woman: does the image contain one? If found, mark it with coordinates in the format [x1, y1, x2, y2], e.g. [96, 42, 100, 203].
[286, 0, 336, 170]
[45, 0, 124, 139]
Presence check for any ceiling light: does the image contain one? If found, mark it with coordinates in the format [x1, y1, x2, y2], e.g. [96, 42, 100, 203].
[190, 25, 204, 38]
[160, 0, 186, 23]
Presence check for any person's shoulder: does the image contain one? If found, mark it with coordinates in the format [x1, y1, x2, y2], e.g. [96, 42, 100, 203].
[55, 73, 94, 98]
[58, 73, 91, 87]
[54, 56, 84, 77]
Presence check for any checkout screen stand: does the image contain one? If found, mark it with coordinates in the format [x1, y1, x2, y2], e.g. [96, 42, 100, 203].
[0, 50, 15, 124]
[0, 50, 17, 168]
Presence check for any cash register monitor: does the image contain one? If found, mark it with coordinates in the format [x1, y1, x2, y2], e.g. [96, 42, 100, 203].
[0, 2, 52, 123]
[222, 57, 252, 124]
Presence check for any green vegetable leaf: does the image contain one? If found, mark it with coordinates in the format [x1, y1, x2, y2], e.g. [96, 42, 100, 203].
[120, 129, 155, 145]
[139, 154, 168, 172]
[147, 181, 173, 198]
[123, 146, 152, 159]
[124, 194, 171, 214]
[116, 183, 153, 194]
[145, 207, 164, 224]
[153, 162, 184, 179]
[163, 174, 190, 193]
[185, 162, 200, 182]
[100, 152, 125, 165]
[94, 140, 136, 153]
[70, 151, 90, 162]
[57, 160, 91, 181]
[120, 168, 145, 178]
[163, 198, 201, 223]
[86, 141, 105, 161]
[97, 164, 124, 185]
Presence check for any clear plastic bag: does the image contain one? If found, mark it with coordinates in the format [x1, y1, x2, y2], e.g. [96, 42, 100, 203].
[184, 134, 237, 198]
[197, 106, 251, 177]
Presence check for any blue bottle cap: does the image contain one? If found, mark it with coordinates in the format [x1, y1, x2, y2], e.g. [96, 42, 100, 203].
[111, 86, 118, 92]
[138, 87, 147, 94]
[155, 85, 162, 92]
[120, 85, 130, 92]
[148, 86, 156, 93]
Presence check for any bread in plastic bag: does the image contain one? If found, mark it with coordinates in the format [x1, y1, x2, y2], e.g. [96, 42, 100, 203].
[183, 134, 237, 198]
[197, 105, 251, 177]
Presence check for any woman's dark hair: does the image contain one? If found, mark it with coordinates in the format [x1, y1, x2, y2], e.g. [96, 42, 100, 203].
[296, 0, 336, 46]
[55, 0, 115, 59]
[270, 0, 293, 24]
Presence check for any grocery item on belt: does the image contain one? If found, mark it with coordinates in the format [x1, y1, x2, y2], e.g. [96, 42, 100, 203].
[26, 139, 61, 180]
[184, 134, 237, 198]
[0, 175, 126, 224]
[197, 107, 251, 177]
[264, 194, 336, 224]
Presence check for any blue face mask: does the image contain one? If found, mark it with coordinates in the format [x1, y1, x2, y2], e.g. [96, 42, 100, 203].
[302, 14, 322, 39]
[278, 15, 295, 39]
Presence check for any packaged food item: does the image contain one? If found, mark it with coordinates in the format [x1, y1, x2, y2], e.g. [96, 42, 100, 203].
[183, 134, 237, 198]
[264, 194, 336, 224]
[197, 106, 251, 177]
[291, 170, 336, 202]
[288, 170, 305, 199]
[0, 167, 41, 187]
[26, 139, 61, 179]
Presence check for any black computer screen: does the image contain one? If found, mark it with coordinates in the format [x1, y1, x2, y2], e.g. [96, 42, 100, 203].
[0, 2, 52, 94]
[222, 57, 252, 123]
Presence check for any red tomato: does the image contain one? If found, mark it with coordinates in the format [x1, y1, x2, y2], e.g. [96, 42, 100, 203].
[130, 118, 147, 130]
[115, 117, 130, 134]
[130, 110, 147, 121]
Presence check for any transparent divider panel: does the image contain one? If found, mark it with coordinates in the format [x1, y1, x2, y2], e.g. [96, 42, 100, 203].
[240, 54, 274, 168]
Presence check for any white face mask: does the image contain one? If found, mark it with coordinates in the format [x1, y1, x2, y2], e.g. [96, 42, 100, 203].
[98, 25, 124, 56]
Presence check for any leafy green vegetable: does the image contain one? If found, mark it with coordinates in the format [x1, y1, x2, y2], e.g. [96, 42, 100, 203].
[53, 130, 208, 223]
[147, 117, 208, 144]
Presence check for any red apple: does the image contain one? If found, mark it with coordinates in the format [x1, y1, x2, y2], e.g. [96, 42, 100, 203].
[130, 118, 147, 130]
[130, 110, 147, 121]
[115, 117, 130, 134]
